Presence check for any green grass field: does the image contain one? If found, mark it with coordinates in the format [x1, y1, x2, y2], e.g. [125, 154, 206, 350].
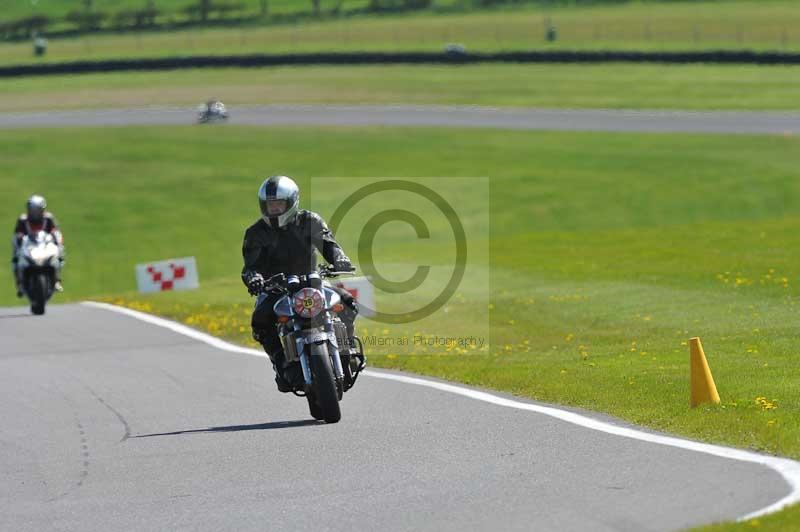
[2, 125, 799, 529]
[4, 63, 800, 111]
[3, 1, 800, 66]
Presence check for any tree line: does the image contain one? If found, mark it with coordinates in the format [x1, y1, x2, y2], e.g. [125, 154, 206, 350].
[2, 1, 246, 39]
[0, 0, 440, 40]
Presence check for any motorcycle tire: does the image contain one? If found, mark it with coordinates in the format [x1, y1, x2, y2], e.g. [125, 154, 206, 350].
[30, 273, 48, 316]
[308, 343, 341, 424]
[306, 394, 325, 421]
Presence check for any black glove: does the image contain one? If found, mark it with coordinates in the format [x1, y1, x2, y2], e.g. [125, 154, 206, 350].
[334, 256, 353, 272]
[246, 272, 265, 296]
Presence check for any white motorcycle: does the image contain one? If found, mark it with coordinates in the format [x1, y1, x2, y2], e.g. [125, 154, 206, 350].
[197, 101, 229, 124]
[16, 231, 61, 315]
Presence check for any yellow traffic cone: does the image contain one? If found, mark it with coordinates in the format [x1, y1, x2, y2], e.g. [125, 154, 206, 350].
[689, 337, 720, 407]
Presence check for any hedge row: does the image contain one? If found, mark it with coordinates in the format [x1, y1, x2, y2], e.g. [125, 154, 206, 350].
[3, 49, 800, 78]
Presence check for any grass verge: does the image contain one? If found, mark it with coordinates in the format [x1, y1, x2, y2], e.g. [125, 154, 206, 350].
[1, 125, 798, 529]
[4, 63, 800, 112]
[3, 1, 800, 66]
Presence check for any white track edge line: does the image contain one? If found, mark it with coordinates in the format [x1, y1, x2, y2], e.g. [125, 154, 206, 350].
[82, 300, 800, 522]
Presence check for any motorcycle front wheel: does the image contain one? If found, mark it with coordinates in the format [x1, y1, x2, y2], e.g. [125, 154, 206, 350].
[29, 273, 48, 315]
[306, 395, 325, 421]
[308, 343, 341, 424]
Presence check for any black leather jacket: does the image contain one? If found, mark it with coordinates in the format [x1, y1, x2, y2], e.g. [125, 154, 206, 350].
[12, 212, 63, 255]
[241, 210, 347, 286]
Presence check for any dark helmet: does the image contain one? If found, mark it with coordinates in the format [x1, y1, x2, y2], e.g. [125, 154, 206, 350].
[258, 176, 299, 229]
[26, 195, 47, 224]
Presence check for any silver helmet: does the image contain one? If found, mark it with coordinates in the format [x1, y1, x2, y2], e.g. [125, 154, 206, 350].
[258, 176, 299, 229]
[27, 195, 47, 224]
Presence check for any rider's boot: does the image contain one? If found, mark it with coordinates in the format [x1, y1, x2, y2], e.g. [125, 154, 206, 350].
[271, 348, 305, 393]
[254, 329, 293, 393]
[264, 347, 293, 393]
[54, 263, 64, 292]
[349, 337, 366, 373]
[12, 262, 22, 298]
[342, 305, 361, 362]
[342, 309, 365, 372]
[272, 354, 304, 393]
[273, 363, 293, 393]
[14, 273, 23, 298]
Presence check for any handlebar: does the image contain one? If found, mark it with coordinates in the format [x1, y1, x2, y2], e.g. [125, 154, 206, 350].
[320, 267, 356, 279]
[260, 273, 286, 293]
[256, 267, 357, 295]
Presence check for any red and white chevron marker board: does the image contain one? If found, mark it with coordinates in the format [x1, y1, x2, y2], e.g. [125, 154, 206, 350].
[135, 257, 199, 294]
[334, 276, 375, 318]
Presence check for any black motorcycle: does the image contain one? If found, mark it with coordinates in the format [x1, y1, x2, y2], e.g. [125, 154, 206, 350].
[259, 268, 366, 423]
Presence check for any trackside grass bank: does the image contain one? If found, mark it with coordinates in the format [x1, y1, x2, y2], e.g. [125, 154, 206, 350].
[1, 126, 798, 530]
[4, 64, 800, 112]
[3, 1, 800, 67]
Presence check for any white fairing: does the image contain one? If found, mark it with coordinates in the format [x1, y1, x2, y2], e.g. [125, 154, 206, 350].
[18, 231, 61, 269]
[212, 102, 227, 115]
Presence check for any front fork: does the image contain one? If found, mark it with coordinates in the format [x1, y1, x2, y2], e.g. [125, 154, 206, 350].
[297, 318, 345, 386]
[299, 349, 313, 385]
[326, 316, 346, 381]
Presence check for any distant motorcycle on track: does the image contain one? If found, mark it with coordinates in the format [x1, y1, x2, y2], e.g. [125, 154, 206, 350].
[16, 231, 61, 315]
[256, 267, 366, 423]
[197, 100, 228, 124]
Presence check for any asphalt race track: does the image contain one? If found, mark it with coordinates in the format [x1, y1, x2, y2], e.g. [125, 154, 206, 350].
[0, 303, 794, 531]
[2, 104, 799, 530]
[2, 105, 800, 134]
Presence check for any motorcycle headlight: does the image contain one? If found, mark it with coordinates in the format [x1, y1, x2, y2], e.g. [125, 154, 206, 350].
[293, 288, 325, 318]
[30, 247, 47, 263]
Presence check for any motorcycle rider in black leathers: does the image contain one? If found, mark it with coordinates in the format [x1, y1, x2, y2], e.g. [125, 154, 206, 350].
[242, 175, 358, 392]
[12, 195, 65, 297]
